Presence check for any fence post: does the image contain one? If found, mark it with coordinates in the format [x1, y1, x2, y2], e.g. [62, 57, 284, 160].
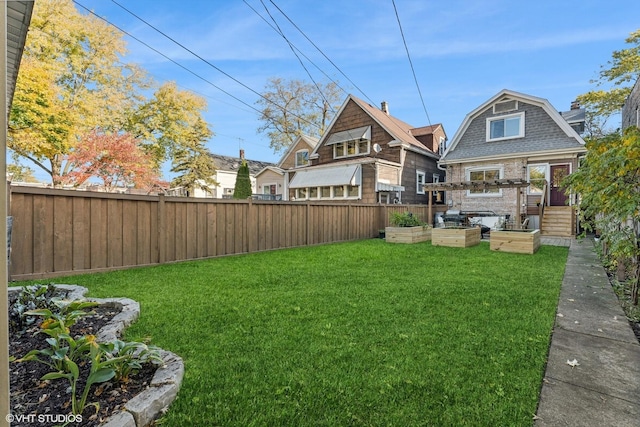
[157, 194, 166, 264]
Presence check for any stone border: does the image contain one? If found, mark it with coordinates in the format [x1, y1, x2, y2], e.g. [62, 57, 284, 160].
[9, 284, 184, 427]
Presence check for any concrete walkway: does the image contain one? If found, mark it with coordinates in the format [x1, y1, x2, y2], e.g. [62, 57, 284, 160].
[535, 238, 640, 426]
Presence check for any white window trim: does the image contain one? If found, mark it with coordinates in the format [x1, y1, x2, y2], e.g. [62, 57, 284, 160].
[295, 149, 310, 167]
[416, 170, 426, 194]
[263, 182, 277, 194]
[486, 112, 525, 142]
[465, 165, 504, 197]
[526, 164, 549, 195]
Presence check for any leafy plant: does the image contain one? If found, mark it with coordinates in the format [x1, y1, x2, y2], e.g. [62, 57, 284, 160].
[105, 340, 164, 383]
[18, 299, 99, 370]
[9, 284, 58, 333]
[389, 211, 429, 227]
[41, 343, 120, 415]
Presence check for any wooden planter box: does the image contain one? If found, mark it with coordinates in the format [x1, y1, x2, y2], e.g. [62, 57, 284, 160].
[431, 227, 481, 248]
[385, 226, 431, 244]
[490, 229, 541, 254]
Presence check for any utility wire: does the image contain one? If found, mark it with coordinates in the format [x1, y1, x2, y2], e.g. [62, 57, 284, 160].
[102, 0, 322, 132]
[243, 0, 349, 98]
[267, 0, 377, 106]
[258, 0, 338, 116]
[391, 0, 432, 127]
[72, 0, 262, 117]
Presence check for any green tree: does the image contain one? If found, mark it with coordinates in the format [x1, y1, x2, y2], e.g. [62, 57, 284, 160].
[7, 164, 38, 183]
[563, 127, 640, 304]
[171, 145, 218, 196]
[232, 160, 252, 199]
[127, 81, 214, 169]
[256, 78, 342, 154]
[577, 29, 640, 137]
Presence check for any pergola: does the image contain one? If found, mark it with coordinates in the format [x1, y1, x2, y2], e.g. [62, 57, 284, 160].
[423, 178, 531, 229]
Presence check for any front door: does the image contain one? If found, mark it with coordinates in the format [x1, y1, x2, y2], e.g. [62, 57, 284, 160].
[550, 164, 570, 206]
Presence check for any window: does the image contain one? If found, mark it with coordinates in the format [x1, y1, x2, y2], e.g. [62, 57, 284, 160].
[294, 185, 360, 200]
[487, 112, 524, 141]
[295, 150, 309, 167]
[493, 99, 517, 113]
[416, 171, 426, 194]
[334, 140, 370, 159]
[466, 166, 503, 196]
[263, 184, 277, 195]
[527, 164, 548, 194]
[438, 137, 446, 156]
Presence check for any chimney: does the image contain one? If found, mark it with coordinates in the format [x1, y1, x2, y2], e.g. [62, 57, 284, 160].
[239, 149, 245, 160]
[570, 100, 580, 110]
[381, 101, 389, 115]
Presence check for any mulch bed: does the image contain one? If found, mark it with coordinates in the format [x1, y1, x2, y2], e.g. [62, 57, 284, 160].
[9, 300, 158, 427]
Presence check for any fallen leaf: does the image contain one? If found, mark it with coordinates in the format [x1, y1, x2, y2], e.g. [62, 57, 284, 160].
[557, 313, 564, 317]
[567, 359, 580, 368]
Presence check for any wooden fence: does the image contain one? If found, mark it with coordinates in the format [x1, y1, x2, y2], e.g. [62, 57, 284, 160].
[8, 186, 446, 281]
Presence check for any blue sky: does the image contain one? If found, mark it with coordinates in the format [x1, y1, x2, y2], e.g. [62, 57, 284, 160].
[73, 0, 640, 178]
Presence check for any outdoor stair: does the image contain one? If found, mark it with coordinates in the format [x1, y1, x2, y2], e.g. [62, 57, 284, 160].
[540, 206, 574, 237]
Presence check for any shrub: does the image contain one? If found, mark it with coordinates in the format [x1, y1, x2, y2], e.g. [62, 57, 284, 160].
[389, 211, 428, 227]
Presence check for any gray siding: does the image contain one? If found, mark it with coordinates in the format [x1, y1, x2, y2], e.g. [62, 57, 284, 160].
[446, 101, 583, 161]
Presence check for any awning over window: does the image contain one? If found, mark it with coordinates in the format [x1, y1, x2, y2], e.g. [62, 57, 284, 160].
[289, 164, 361, 188]
[325, 126, 371, 145]
[377, 183, 405, 192]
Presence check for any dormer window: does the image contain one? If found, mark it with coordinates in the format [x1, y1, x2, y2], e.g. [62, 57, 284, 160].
[325, 126, 371, 159]
[486, 112, 524, 141]
[295, 149, 309, 167]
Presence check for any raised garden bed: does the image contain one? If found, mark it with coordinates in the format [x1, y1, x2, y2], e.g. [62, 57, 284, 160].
[490, 229, 541, 254]
[385, 226, 431, 244]
[431, 226, 481, 248]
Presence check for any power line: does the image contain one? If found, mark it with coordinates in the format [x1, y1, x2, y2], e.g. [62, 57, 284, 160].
[243, 0, 349, 99]
[258, 0, 338, 116]
[106, 0, 321, 132]
[72, 0, 263, 118]
[391, 0, 432, 127]
[266, 0, 377, 106]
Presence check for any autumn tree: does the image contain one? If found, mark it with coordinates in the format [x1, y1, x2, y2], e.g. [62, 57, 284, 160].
[232, 160, 252, 199]
[256, 77, 342, 153]
[577, 29, 640, 137]
[62, 130, 166, 192]
[8, 0, 147, 185]
[9, 0, 216, 188]
[564, 127, 640, 304]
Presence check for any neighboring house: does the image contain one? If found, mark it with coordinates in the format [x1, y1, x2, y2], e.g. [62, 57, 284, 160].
[439, 89, 587, 235]
[622, 77, 640, 130]
[171, 150, 275, 198]
[254, 135, 319, 200]
[284, 94, 446, 204]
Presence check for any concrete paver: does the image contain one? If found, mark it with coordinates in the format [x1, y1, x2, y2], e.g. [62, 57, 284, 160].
[534, 238, 640, 427]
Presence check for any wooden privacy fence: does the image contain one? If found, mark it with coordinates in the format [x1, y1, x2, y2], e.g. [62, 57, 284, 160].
[8, 186, 445, 281]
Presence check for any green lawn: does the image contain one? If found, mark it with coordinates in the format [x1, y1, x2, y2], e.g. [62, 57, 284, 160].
[18, 240, 568, 426]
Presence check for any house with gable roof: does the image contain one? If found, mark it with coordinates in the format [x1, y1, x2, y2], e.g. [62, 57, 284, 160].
[284, 94, 447, 204]
[254, 135, 318, 200]
[438, 89, 587, 235]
